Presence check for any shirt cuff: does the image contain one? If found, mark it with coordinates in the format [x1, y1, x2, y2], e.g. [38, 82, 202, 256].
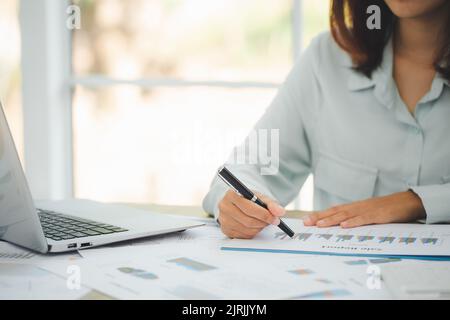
[410, 184, 450, 224]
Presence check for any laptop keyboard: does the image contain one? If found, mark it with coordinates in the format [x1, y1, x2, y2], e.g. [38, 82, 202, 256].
[38, 209, 128, 241]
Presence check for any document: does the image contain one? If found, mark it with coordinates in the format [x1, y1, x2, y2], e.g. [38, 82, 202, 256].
[0, 241, 40, 262]
[221, 219, 450, 259]
[69, 237, 398, 300]
[381, 261, 450, 299]
[0, 262, 90, 299]
[0, 240, 82, 264]
[63, 244, 336, 299]
[111, 220, 227, 248]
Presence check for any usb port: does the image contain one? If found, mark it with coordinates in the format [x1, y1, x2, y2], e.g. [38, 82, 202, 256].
[67, 243, 77, 249]
[80, 242, 92, 248]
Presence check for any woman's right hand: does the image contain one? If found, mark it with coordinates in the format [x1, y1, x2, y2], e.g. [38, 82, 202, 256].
[217, 190, 286, 239]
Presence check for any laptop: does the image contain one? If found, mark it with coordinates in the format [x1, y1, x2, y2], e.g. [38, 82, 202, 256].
[0, 102, 203, 253]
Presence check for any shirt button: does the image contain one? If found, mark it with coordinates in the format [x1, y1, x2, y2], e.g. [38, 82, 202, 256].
[410, 126, 422, 135]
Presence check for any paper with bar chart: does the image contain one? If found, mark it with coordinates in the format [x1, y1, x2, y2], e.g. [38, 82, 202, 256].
[66, 243, 342, 299]
[221, 219, 450, 259]
[0, 241, 39, 262]
[41, 225, 399, 299]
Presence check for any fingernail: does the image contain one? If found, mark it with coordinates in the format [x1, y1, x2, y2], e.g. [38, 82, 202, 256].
[303, 216, 311, 224]
[317, 220, 325, 226]
[271, 217, 280, 226]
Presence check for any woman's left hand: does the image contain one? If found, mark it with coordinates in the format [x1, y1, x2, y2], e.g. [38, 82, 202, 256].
[303, 191, 426, 228]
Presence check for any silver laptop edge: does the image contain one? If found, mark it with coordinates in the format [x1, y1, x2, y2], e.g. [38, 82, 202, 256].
[0, 102, 203, 253]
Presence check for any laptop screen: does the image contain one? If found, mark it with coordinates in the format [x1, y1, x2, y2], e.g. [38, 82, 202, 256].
[0, 103, 48, 253]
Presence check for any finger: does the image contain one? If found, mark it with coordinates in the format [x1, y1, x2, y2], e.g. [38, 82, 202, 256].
[219, 212, 261, 238]
[253, 193, 285, 218]
[220, 224, 258, 239]
[267, 202, 285, 217]
[229, 193, 278, 225]
[219, 200, 267, 229]
[255, 193, 285, 217]
[221, 222, 255, 239]
[316, 211, 355, 227]
[340, 215, 370, 228]
[221, 226, 245, 239]
[220, 225, 241, 239]
[303, 207, 343, 226]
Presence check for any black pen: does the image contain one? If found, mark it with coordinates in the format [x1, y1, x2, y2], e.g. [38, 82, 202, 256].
[217, 166, 295, 238]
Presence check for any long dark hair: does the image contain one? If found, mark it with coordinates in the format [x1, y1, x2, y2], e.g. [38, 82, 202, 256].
[330, 0, 450, 81]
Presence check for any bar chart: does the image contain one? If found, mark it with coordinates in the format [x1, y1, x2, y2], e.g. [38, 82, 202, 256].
[167, 257, 217, 272]
[273, 231, 442, 246]
[117, 267, 158, 280]
[223, 221, 450, 259]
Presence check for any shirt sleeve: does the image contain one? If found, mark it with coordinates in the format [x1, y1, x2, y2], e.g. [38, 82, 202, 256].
[410, 184, 450, 224]
[202, 35, 323, 219]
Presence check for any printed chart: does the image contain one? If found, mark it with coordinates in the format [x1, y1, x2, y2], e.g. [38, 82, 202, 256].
[0, 241, 37, 261]
[167, 257, 217, 272]
[222, 219, 450, 259]
[118, 267, 158, 280]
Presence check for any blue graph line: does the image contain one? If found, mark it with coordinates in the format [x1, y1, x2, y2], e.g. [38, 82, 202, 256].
[220, 247, 450, 261]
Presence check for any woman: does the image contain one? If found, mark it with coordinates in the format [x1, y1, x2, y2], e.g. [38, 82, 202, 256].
[203, 0, 450, 239]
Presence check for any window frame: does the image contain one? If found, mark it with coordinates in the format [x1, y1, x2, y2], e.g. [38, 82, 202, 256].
[20, 0, 73, 200]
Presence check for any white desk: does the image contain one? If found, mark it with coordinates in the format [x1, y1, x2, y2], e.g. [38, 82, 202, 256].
[2, 204, 448, 300]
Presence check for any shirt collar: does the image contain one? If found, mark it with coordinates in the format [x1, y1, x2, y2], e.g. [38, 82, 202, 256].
[347, 36, 449, 107]
[346, 36, 393, 94]
[420, 75, 447, 104]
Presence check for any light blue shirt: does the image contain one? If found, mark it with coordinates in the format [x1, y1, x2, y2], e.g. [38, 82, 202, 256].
[203, 32, 450, 224]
